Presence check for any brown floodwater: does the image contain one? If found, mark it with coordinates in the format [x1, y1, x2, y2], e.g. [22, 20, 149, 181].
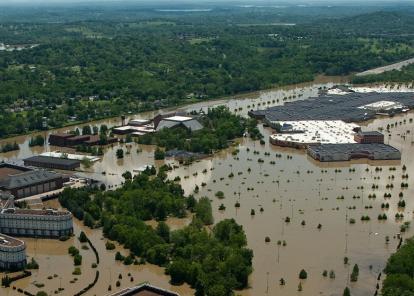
[1, 79, 414, 296]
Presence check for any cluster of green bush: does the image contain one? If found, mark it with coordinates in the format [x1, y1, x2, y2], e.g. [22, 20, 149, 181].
[59, 168, 252, 295]
[382, 238, 414, 295]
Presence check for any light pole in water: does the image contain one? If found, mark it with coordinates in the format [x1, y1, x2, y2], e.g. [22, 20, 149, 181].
[266, 271, 269, 294]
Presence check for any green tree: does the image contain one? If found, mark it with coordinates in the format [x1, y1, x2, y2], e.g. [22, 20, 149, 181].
[343, 287, 351, 296]
[116, 148, 124, 159]
[299, 269, 308, 279]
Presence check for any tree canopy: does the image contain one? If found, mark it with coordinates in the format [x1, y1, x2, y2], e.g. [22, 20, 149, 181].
[59, 169, 253, 295]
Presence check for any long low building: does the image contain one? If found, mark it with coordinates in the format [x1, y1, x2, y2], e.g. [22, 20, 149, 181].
[307, 143, 401, 162]
[24, 155, 81, 171]
[49, 133, 117, 147]
[0, 207, 73, 238]
[113, 125, 155, 135]
[249, 91, 414, 123]
[0, 163, 66, 199]
[269, 120, 360, 148]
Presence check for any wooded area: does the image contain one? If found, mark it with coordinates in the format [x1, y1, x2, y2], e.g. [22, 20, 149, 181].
[1, 8, 414, 138]
[59, 168, 253, 295]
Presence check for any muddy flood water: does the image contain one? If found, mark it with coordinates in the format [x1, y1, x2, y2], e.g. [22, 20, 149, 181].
[1, 79, 414, 296]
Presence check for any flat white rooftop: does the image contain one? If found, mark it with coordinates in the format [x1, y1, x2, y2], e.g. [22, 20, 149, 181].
[113, 125, 155, 133]
[327, 86, 414, 95]
[358, 100, 404, 111]
[164, 116, 193, 122]
[270, 120, 359, 145]
[40, 152, 100, 162]
[129, 119, 149, 123]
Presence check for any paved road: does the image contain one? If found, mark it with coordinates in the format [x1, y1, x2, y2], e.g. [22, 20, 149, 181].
[356, 57, 414, 76]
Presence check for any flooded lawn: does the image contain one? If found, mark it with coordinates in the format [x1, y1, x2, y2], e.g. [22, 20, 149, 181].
[1, 79, 413, 296]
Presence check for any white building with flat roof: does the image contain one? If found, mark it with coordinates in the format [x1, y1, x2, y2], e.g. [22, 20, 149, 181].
[269, 120, 360, 148]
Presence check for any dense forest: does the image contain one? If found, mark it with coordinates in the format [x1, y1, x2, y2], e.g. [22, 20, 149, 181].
[59, 168, 253, 295]
[1, 6, 414, 138]
[382, 238, 414, 296]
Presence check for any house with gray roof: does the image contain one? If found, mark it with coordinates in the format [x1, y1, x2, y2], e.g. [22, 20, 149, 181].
[156, 116, 203, 132]
[0, 163, 65, 199]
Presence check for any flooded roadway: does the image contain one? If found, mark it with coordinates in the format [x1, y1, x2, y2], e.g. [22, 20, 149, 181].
[1, 78, 414, 296]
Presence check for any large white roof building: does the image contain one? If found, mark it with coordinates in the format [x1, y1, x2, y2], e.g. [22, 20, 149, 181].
[269, 120, 360, 148]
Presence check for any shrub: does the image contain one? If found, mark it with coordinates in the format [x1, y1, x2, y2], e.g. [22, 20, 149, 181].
[79, 231, 88, 243]
[72, 268, 81, 275]
[299, 269, 308, 279]
[105, 241, 116, 250]
[74, 254, 82, 266]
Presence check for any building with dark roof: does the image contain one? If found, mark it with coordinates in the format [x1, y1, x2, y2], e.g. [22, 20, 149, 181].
[249, 92, 414, 123]
[109, 283, 180, 296]
[24, 155, 81, 171]
[49, 133, 117, 147]
[307, 143, 401, 162]
[354, 131, 384, 144]
[0, 163, 65, 199]
[48, 133, 74, 146]
[0, 163, 31, 179]
[156, 116, 203, 132]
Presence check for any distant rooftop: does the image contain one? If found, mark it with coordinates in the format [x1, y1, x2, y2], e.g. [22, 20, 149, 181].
[129, 119, 151, 124]
[109, 283, 180, 296]
[359, 131, 383, 136]
[157, 117, 203, 131]
[270, 120, 359, 145]
[164, 116, 193, 122]
[0, 233, 24, 248]
[0, 170, 62, 190]
[249, 92, 414, 123]
[0, 163, 32, 179]
[308, 143, 400, 154]
[24, 155, 80, 166]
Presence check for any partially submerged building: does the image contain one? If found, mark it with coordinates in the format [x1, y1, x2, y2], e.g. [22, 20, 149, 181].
[156, 116, 203, 132]
[0, 163, 66, 199]
[354, 131, 384, 144]
[109, 283, 180, 296]
[0, 233, 26, 270]
[113, 113, 203, 135]
[113, 118, 155, 136]
[0, 193, 73, 270]
[49, 133, 117, 147]
[307, 143, 401, 162]
[0, 207, 73, 238]
[268, 120, 360, 148]
[24, 155, 81, 171]
[249, 91, 414, 123]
